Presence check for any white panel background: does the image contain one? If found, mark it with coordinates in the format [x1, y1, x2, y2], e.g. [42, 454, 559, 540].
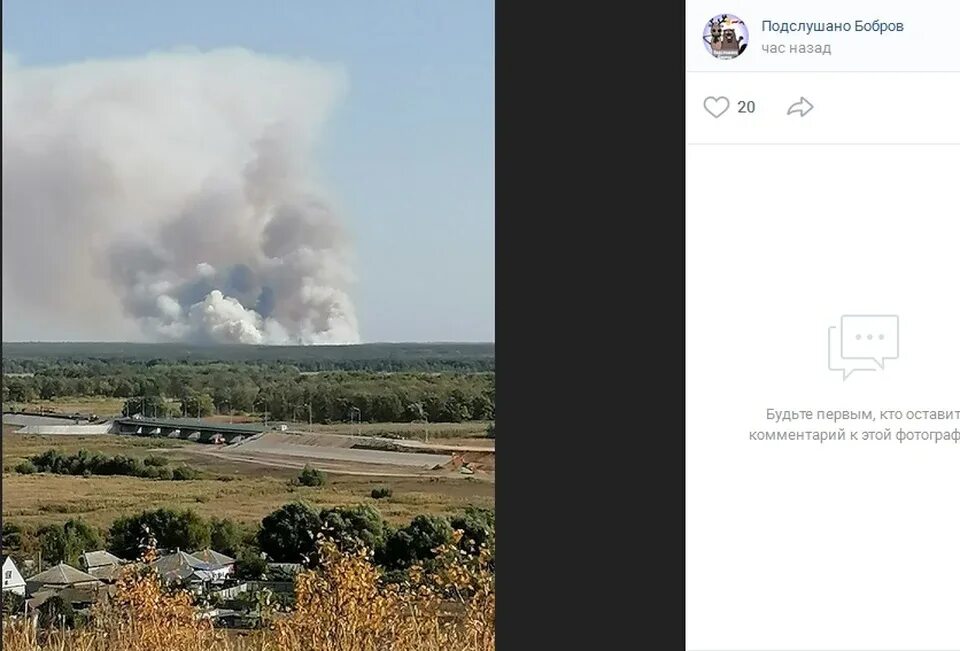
[686, 3, 960, 650]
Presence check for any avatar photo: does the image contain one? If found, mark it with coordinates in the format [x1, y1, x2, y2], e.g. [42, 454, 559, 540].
[703, 14, 748, 60]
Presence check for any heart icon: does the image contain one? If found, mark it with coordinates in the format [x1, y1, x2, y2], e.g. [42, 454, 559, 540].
[703, 96, 730, 118]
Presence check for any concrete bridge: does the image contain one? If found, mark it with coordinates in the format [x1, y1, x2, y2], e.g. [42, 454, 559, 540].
[114, 417, 264, 445]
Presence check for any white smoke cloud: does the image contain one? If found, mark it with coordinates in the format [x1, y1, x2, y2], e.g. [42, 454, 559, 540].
[2, 48, 361, 344]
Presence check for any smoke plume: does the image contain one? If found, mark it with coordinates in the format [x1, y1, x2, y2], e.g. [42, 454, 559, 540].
[2, 49, 360, 344]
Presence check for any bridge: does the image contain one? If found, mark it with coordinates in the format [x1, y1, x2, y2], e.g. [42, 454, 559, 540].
[114, 417, 265, 444]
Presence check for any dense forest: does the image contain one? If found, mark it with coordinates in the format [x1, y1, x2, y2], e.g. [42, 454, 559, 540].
[2, 343, 495, 423]
[3, 368, 494, 423]
[1, 342, 494, 372]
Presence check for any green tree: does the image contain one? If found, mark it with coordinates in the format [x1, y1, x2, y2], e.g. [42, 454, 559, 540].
[440, 395, 472, 423]
[316, 505, 388, 555]
[405, 402, 426, 423]
[370, 394, 403, 422]
[39, 376, 66, 400]
[122, 396, 169, 418]
[257, 502, 323, 563]
[234, 547, 268, 580]
[108, 508, 211, 559]
[212, 386, 233, 413]
[210, 518, 244, 557]
[470, 394, 494, 420]
[383, 514, 453, 569]
[449, 506, 495, 549]
[180, 391, 215, 418]
[37, 519, 103, 567]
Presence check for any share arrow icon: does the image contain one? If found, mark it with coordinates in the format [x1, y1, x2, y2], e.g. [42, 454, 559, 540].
[787, 97, 814, 117]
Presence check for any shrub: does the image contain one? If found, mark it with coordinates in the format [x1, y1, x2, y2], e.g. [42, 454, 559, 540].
[2, 591, 24, 616]
[37, 594, 75, 630]
[371, 487, 393, 499]
[25, 448, 196, 481]
[171, 466, 200, 481]
[297, 465, 327, 487]
[15, 460, 36, 474]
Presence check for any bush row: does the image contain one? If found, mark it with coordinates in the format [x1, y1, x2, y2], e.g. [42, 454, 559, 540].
[16, 449, 199, 481]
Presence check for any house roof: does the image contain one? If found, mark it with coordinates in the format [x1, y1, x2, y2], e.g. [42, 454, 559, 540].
[26, 563, 100, 587]
[82, 550, 124, 569]
[88, 565, 124, 582]
[191, 549, 235, 567]
[150, 551, 217, 581]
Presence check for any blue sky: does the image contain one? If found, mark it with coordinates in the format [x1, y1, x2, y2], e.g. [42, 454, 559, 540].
[2, 0, 494, 343]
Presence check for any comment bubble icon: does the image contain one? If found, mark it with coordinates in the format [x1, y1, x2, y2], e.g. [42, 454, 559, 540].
[828, 326, 877, 380]
[840, 315, 899, 369]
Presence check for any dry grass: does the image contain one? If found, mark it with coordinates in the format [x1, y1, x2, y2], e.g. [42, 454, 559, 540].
[8, 397, 127, 416]
[2, 434, 185, 466]
[2, 431, 492, 530]
[1, 532, 494, 650]
[3, 472, 493, 530]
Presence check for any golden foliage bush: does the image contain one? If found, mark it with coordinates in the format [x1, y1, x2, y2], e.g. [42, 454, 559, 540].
[1, 530, 494, 651]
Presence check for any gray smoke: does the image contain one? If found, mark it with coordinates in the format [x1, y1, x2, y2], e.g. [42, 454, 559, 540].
[2, 49, 360, 344]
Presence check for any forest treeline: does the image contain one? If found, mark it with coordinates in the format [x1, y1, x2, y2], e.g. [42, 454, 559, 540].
[3, 366, 494, 423]
[1, 342, 494, 373]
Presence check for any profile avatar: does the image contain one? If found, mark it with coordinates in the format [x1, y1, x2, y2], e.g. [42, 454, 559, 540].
[703, 14, 748, 60]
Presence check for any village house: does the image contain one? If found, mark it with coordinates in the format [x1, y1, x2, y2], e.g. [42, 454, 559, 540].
[150, 549, 232, 586]
[24, 563, 102, 595]
[80, 550, 127, 583]
[192, 549, 236, 574]
[2, 556, 26, 596]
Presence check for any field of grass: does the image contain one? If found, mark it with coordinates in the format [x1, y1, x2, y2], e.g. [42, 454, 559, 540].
[1, 432, 494, 531]
[7, 396, 127, 416]
[1, 432, 186, 468]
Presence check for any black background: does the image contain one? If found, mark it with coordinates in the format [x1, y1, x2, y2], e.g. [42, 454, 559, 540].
[495, 3, 684, 647]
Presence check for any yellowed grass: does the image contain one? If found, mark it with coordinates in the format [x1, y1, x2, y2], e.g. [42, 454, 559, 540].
[2, 472, 493, 531]
[2, 434, 185, 466]
[9, 397, 126, 416]
[2, 432, 492, 530]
